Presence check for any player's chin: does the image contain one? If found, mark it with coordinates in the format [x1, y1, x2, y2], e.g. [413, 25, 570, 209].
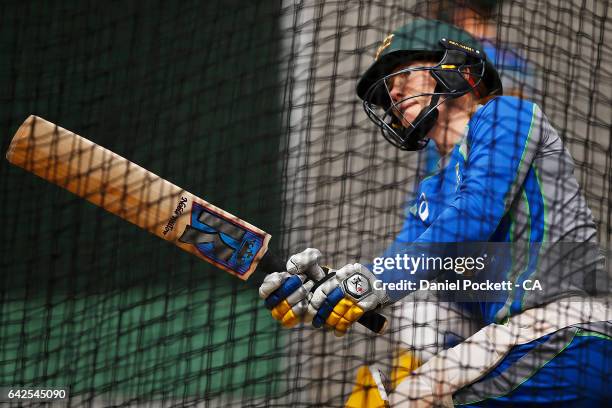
[394, 109, 419, 128]
[397, 114, 416, 129]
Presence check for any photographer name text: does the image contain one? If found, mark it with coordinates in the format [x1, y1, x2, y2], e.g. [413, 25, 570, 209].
[374, 279, 542, 291]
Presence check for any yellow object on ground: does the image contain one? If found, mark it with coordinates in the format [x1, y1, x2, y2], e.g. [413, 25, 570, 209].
[345, 365, 389, 408]
[345, 350, 422, 408]
[390, 349, 422, 390]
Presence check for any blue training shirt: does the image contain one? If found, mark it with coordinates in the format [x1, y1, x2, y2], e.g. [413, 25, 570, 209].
[379, 96, 599, 323]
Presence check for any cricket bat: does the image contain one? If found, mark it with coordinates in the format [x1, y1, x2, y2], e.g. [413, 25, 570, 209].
[6, 115, 387, 334]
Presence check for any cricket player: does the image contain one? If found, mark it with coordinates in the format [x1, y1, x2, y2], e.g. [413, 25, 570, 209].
[260, 19, 611, 406]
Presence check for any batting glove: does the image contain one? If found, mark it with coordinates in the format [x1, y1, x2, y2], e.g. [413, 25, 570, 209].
[259, 248, 326, 328]
[306, 263, 390, 336]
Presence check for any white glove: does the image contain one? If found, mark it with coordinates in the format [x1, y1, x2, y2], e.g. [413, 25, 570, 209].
[306, 263, 389, 336]
[259, 248, 325, 328]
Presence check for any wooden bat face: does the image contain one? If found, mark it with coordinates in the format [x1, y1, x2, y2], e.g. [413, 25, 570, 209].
[6, 115, 388, 333]
[6, 115, 271, 280]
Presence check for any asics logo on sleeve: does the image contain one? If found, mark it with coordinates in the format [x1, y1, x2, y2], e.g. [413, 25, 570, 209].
[418, 192, 429, 221]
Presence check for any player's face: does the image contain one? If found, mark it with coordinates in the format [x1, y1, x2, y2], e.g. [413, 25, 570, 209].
[386, 61, 437, 127]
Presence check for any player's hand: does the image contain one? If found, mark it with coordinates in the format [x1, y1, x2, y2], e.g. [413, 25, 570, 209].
[259, 248, 326, 328]
[306, 263, 389, 336]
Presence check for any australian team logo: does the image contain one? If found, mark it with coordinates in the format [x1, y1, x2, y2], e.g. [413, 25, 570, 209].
[375, 33, 394, 60]
[178, 202, 264, 275]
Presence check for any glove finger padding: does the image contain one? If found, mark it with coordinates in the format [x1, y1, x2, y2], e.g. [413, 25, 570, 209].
[260, 248, 326, 329]
[259, 271, 292, 300]
[261, 272, 314, 328]
[308, 263, 388, 336]
[286, 248, 326, 281]
[307, 277, 339, 310]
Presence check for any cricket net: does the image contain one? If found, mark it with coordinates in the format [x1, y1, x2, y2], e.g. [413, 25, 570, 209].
[0, 0, 610, 406]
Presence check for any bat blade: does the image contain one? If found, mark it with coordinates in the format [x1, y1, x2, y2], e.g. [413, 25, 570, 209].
[6, 115, 388, 333]
[6, 115, 270, 280]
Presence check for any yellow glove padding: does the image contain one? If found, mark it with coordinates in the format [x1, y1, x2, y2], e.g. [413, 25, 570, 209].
[270, 299, 301, 328]
[325, 297, 365, 334]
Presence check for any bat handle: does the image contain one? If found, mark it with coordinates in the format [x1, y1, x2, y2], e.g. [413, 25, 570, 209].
[258, 251, 388, 334]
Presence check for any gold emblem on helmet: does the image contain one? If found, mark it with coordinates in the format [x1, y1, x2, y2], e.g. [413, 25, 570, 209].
[375, 33, 394, 60]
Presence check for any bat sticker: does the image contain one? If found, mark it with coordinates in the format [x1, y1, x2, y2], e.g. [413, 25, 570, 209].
[163, 196, 188, 235]
[178, 202, 265, 276]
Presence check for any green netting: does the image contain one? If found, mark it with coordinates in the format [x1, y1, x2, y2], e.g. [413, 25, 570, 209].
[0, 0, 610, 407]
[0, 0, 283, 405]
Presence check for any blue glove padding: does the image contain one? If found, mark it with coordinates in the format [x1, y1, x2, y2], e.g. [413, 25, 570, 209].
[312, 286, 345, 328]
[264, 275, 304, 310]
[259, 248, 325, 328]
[307, 263, 389, 336]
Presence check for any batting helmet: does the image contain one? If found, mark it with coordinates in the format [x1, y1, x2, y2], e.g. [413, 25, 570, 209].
[357, 19, 503, 150]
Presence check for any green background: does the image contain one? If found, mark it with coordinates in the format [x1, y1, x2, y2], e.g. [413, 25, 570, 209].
[0, 0, 284, 402]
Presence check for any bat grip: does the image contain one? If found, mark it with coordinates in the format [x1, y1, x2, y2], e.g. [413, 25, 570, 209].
[258, 251, 388, 334]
